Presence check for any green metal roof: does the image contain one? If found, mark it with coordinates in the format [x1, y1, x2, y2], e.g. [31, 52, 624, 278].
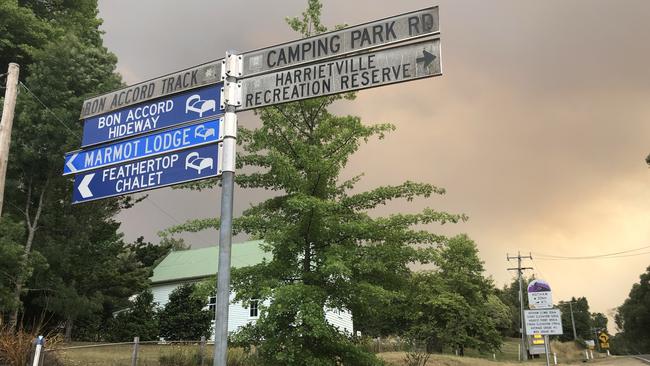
[150, 240, 267, 284]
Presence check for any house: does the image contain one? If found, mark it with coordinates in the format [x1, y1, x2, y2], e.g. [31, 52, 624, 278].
[150, 240, 353, 339]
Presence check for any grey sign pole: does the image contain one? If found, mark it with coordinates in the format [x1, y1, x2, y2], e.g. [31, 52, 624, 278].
[213, 51, 242, 366]
[544, 335, 551, 366]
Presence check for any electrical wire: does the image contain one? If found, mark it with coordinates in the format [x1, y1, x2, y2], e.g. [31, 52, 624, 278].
[532, 244, 650, 260]
[19, 81, 80, 138]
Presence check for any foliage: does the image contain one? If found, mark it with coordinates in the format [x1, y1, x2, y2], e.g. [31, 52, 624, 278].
[557, 297, 592, 341]
[494, 275, 535, 338]
[0, 1, 150, 342]
[0, 217, 26, 311]
[165, 1, 466, 364]
[404, 349, 431, 366]
[615, 265, 650, 353]
[405, 235, 503, 354]
[0, 324, 62, 366]
[159, 284, 212, 341]
[591, 312, 607, 331]
[159, 346, 253, 366]
[129, 236, 187, 270]
[107, 290, 159, 342]
[0, 0, 52, 78]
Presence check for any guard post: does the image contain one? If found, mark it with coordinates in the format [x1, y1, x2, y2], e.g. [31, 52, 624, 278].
[213, 50, 242, 366]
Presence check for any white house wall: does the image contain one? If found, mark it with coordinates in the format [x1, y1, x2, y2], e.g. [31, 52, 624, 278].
[151, 283, 180, 309]
[152, 282, 353, 339]
[325, 308, 353, 335]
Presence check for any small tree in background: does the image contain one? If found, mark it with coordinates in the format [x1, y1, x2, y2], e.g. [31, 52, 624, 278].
[406, 235, 503, 354]
[107, 290, 159, 342]
[159, 284, 212, 341]
[615, 266, 650, 353]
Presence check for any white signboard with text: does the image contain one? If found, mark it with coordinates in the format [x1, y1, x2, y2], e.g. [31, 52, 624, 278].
[527, 279, 553, 309]
[524, 309, 563, 335]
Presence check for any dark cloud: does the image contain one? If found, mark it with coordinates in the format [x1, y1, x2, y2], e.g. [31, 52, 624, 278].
[98, 0, 650, 327]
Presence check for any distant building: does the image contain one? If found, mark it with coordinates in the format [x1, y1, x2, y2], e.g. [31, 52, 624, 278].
[150, 240, 353, 340]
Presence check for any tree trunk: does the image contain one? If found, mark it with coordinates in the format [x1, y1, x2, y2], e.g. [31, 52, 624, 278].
[64, 317, 74, 342]
[9, 179, 47, 329]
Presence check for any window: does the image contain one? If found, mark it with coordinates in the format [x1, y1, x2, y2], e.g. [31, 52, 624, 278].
[208, 296, 216, 314]
[249, 300, 259, 318]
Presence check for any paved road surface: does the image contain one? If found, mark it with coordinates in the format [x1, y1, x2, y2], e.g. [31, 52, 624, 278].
[634, 355, 650, 363]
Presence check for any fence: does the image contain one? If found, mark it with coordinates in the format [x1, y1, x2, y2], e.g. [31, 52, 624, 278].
[40, 336, 217, 366]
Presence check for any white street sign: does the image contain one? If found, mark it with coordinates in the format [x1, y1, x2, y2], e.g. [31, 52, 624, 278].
[240, 38, 441, 111]
[525, 309, 563, 335]
[528, 279, 553, 309]
[80, 60, 223, 119]
[242, 7, 439, 76]
[528, 291, 553, 309]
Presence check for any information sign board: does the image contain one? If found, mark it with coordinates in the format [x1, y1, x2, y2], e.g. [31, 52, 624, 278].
[524, 309, 563, 335]
[240, 38, 441, 110]
[65, 119, 222, 175]
[72, 143, 221, 204]
[82, 84, 223, 147]
[242, 7, 439, 76]
[80, 60, 223, 119]
[528, 279, 553, 309]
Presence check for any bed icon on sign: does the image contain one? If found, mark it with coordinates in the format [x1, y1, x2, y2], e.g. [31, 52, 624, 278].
[194, 125, 215, 140]
[185, 94, 216, 118]
[185, 152, 214, 174]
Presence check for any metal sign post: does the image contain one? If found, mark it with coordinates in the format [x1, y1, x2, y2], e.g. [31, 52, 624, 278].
[213, 51, 242, 366]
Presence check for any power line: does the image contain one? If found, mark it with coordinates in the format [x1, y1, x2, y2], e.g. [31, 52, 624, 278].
[533, 245, 650, 260]
[19, 81, 80, 138]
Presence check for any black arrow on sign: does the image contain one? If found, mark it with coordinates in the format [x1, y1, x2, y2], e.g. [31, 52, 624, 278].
[417, 50, 436, 68]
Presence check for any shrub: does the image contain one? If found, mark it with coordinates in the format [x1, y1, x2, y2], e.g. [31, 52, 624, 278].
[0, 325, 62, 366]
[159, 283, 212, 341]
[107, 289, 159, 342]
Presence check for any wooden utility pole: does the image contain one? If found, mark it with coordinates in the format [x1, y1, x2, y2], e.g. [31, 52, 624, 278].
[0, 63, 20, 216]
[507, 251, 533, 361]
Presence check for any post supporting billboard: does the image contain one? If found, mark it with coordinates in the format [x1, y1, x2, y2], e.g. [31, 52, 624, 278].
[213, 51, 242, 366]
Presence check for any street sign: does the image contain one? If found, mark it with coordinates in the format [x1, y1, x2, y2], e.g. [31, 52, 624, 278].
[82, 83, 224, 147]
[524, 309, 563, 335]
[65, 119, 222, 175]
[242, 7, 439, 76]
[72, 143, 222, 204]
[240, 38, 441, 111]
[528, 279, 553, 309]
[599, 332, 610, 349]
[80, 60, 223, 119]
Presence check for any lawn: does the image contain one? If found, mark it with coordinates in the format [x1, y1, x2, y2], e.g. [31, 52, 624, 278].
[52, 343, 215, 366]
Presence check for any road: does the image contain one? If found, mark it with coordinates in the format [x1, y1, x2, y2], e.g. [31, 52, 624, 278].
[634, 355, 650, 363]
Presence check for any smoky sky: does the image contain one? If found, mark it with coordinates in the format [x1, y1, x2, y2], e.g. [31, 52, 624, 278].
[97, 0, 650, 328]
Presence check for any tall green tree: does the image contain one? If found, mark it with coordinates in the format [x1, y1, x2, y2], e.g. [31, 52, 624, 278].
[615, 266, 650, 353]
[495, 275, 534, 337]
[557, 297, 592, 341]
[107, 290, 159, 342]
[166, 1, 465, 364]
[158, 284, 212, 341]
[0, 0, 52, 79]
[0, 1, 148, 339]
[406, 235, 504, 354]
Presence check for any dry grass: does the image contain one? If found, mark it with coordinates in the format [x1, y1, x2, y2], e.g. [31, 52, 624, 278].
[379, 352, 535, 366]
[0, 325, 63, 366]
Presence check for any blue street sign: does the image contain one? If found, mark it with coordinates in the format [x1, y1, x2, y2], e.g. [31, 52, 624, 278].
[82, 83, 224, 147]
[64, 119, 222, 175]
[72, 144, 221, 204]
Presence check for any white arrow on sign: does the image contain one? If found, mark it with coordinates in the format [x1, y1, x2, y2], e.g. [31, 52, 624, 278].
[66, 152, 78, 173]
[78, 173, 94, 198]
